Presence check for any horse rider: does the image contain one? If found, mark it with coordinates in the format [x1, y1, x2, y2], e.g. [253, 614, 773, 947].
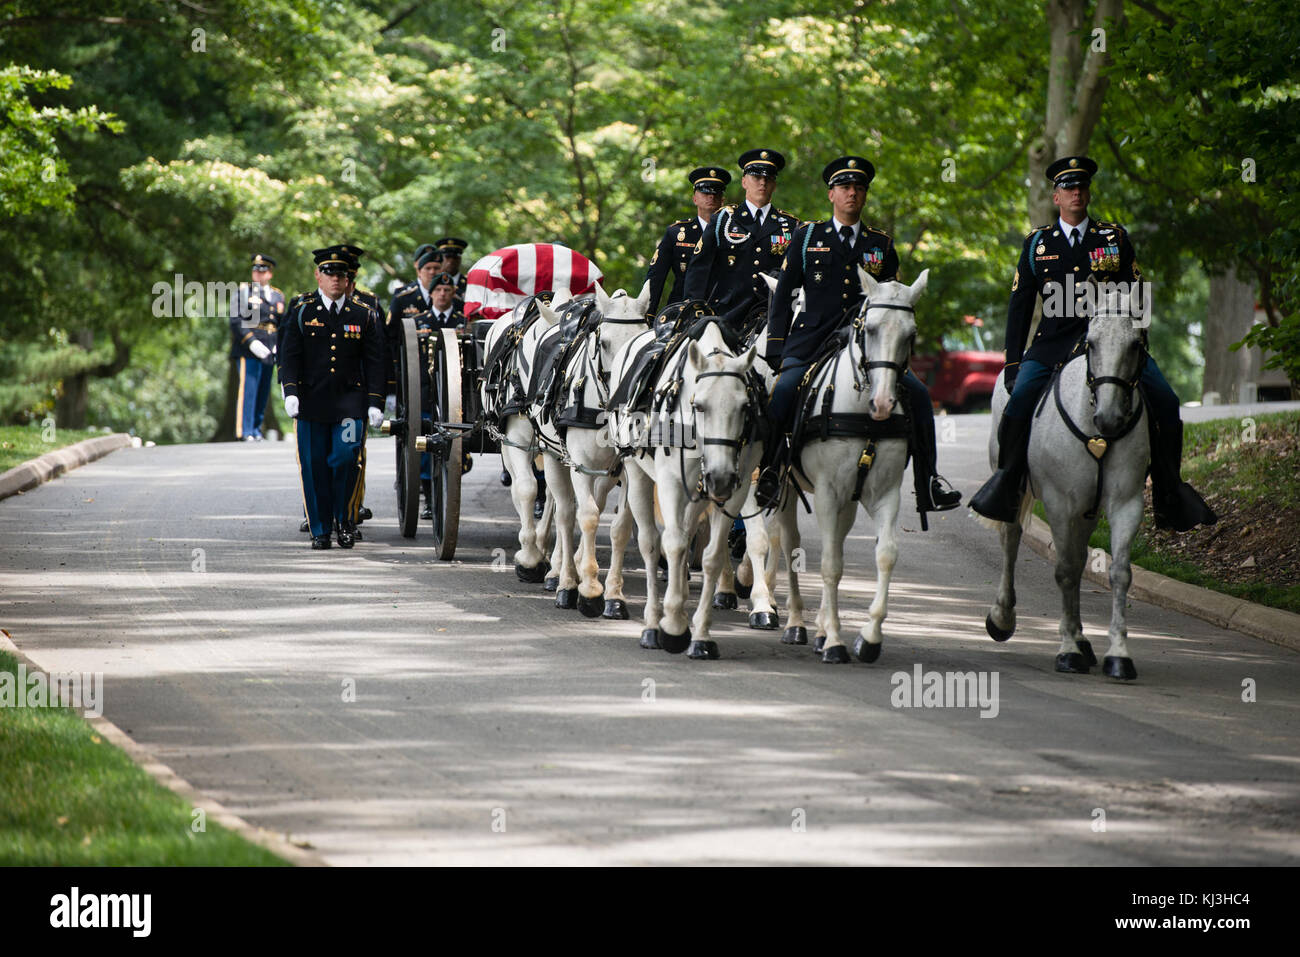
[644, 166, 732, 316]
[683, 148, 800, 316]
[229, 253, 284, 441]
[281, 246, 386, 549]
[756, 155, 963, 519]
[969, 155, 1217, 531]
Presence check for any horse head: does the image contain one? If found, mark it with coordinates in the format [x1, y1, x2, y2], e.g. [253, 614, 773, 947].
[686, 323, 759, 505]
[1085, 285, 1146, 437]
[856, 268, 926, 421]
[592, 280, 653, 377]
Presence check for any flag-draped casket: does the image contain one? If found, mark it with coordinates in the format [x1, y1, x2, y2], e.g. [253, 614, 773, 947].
[463, 243, 603, 321]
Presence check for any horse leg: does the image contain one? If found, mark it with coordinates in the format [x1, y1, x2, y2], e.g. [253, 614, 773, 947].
[856, 484, 901, 663]
[817, 493, 858, 664]
[742, 502, 778, 631]
[712, 511, 739, 611]
[1103, 494, 1143, 681]
[776, 493, 808, 647]
[1048, 508, 1094, 674]
[504, 431, 546, 583]
[687, 508, 731, 659]
[656, 475, 695, 654]
[985, 506, 1024, 641]
[626, 468, 663, 649]
[544, 455, 581, 611]
[601, 481, 633, 621]
[571, 469, 607, 618]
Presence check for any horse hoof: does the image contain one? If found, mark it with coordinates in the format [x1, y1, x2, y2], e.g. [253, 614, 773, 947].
[1054, 652, 1090, 674]
[712, 592, 738, 611]
[748, 611, 779, 630]
[639, 628, 661, 650]
[659, 628, 691, 655]
[576, 593, 603, 618]
[555, 588, 578, 610]
[813, 634, 827, 653]
[853, 637, 882, 663]
[822, 645, 851, 664]
[1103, 656, 1137, 681]
[602, 599, 629, 620]
[781, 626, 808, 645]
[1077, 639, 1098, 667]
[515, 562, 547, 584]
[687, 640, 720, 660]
[985, 614, 1014, 642]
[544, 576, 559, 592]
[735, 580, 752, 600]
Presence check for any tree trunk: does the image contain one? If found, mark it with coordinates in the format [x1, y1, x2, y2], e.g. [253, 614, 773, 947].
[1027, 0, 1123, 226]
[1202, 269, 1260, 404]
[210, 358, 239, 442]
[54, 329, 95, 429]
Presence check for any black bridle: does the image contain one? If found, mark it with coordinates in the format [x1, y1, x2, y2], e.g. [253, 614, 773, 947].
[853, 300, 916, 392]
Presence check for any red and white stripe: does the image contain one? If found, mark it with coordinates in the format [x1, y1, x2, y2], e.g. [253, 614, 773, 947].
[463, 243, 603, 320]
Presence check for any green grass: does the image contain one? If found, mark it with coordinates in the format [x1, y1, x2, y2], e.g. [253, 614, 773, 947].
[0, 651, 289, 865]
[1032, 411, 1300, 614]
[0, 423, 108, 474]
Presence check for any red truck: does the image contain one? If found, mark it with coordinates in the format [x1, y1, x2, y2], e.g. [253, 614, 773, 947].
[911, 315, 1003, 412]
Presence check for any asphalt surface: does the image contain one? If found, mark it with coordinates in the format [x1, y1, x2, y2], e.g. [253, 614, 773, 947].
[2, 408, 1298, 865]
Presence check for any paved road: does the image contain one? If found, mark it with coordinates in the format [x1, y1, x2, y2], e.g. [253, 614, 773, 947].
[2, 413, 1297, 865]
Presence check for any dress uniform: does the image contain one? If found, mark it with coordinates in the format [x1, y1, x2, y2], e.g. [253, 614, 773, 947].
[970, 155, 1216, 531]
[757, 156, 961, 516]
[644, 166, 732, 315]
[435, 237, 469, 308]
[340, 244, 384, 531]
[229, 253, 285, 440]
[683, 149, 800, 313]
[281, 246, 386, 549]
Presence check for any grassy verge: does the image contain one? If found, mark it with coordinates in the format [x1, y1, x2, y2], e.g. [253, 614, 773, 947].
[1033, 410, 1300, 615]
[0, 423, 109, 474]
[0, 650, 288, 865]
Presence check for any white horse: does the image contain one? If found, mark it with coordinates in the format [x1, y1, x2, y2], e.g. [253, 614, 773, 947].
[769, 269, 927, 664]
[479, 294, 563, 582]
[608, 320, 775, 658]
[533, 282, 653, 617]
[983, 291, 1149, 680]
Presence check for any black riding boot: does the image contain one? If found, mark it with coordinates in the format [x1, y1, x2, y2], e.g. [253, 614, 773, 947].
[970, 415, 1032, 523]
[420, 479, 433, 520]
[533, 465, 547, 520]
[754, 435, 790, 510]
[1149, 418, 1217, 531]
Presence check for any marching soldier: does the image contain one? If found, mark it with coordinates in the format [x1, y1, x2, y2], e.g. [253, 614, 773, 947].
[970, 156, 1216, 531]
[435, 237, 469, 307]
[229, 253, 285, 441]
[341, 244, 383, 532]
[281, 246, 386, 549]
[683, 148, 800, 314]
[757, 155, 962, 519]
[644, 166, 731, 315]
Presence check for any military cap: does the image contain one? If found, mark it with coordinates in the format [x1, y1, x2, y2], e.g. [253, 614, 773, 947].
[738, 148, 786, 177]
[251, 253, 276, 269]
[1046, 155, 1098, 190]
[431, 272, 455, 289]
[436, 237, 468, 255]
[312, 245, 355, 274]
[822, 155, 875, 188]
[416, 245, 442, 269]
[689, 166, 732, 195]
[414, 242, 437, 262]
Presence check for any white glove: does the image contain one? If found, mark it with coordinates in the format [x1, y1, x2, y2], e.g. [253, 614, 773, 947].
[284, 395, 299, 418]
[367, 406, 384, 428]
[384, 394, 397, 417]
[249, 340, 271, 360]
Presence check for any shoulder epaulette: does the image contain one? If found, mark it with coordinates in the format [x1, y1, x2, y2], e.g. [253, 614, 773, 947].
[1094, 220, 1125, 231]
[270, 285, 282, 294]
[1027, 224, 1052, 237]
[865, 225, 890, 235]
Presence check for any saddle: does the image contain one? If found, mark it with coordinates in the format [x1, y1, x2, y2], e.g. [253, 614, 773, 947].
[608, 301, 714, 417]
[528, 296, 601, 424]
[481, 295, 549, 423]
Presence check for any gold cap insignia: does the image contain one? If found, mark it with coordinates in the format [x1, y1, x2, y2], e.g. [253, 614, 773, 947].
[1070, 158, 1079, 167]
[760, 151, 769, 159]
[848, 159, 857, 167]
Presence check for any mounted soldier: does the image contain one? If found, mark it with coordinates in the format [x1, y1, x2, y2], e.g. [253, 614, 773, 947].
[969, 155, 1216, 531]
[644, 166, 731, 315]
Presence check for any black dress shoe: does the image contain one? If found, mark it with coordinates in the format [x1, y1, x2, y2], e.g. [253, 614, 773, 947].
[357, 506, 373, 522]
[500, 469, 512, 487]
[336, 525, 355, 549]
[927, 476, 962, 511]
[351, 523, 363, 542]
[311, 535, 331, 550]
[299, 519, 311, 533]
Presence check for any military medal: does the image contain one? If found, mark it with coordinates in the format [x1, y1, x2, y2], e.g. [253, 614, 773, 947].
[1036, 243, 1046, 255]
[864, 248, 884, 276]
[677, 227, 686, 241]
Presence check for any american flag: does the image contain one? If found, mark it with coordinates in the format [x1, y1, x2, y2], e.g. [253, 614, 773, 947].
[463, 243, 603, 320]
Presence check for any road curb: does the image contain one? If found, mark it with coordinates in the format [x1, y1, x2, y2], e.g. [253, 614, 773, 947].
[1021, 515, 1300, 654]
[0, 632, 328, 867]
[0, 433, 134, 502]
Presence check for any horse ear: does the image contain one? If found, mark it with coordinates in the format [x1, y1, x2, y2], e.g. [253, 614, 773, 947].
[909, 268, 929, 300]
[737, 343, 757, 370]
[687, 339, 704, 371]
[635, 279, 652, 313]
[759, 273, 779, 293]
[537, 300, 559, 325]
[593, 282, 613, 313]
[552, 287, 574, 308]
[858, 266, 878, 298]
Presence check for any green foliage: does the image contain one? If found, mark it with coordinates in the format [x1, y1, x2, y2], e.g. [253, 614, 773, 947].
[0, 423, 105, 473]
